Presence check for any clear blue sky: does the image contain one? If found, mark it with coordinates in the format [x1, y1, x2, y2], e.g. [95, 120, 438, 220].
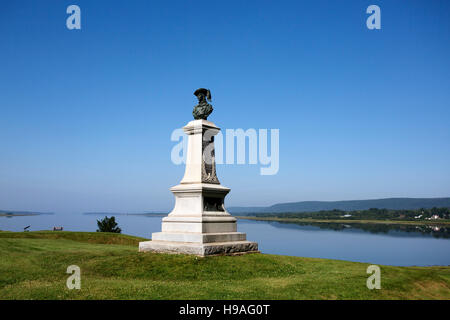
[1, 0, 449, 214]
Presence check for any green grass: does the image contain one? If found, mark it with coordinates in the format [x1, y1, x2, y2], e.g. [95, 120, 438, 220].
[0, 231, 147, 246]
[0, 231, 449, 300]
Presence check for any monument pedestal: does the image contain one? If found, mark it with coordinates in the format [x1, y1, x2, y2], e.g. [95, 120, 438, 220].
[139, 119, 258, 256]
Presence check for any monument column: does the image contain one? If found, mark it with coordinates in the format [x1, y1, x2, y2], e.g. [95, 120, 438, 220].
[139, 88, 258, 256]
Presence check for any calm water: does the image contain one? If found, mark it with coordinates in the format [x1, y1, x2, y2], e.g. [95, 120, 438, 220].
[1, 214, 449, 267]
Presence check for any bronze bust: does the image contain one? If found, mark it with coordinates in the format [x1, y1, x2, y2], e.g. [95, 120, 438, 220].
[193, 88, 213, 120]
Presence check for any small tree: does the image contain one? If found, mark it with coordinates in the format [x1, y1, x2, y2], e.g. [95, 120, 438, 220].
[96, 216, 121, 233]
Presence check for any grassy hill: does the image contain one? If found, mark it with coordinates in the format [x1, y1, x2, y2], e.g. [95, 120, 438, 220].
[0, 231, 449, 299]
[229, 197, 450, 214]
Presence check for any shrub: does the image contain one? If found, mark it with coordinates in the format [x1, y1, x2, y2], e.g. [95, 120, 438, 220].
[96, 216, 121, 233]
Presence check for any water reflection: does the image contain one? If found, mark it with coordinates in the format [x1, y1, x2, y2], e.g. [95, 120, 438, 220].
[263, 220, 450, 239]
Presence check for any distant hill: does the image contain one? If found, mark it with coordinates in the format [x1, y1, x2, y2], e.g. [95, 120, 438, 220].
[83, 212, 167, 216]
[228, 197, 450, 215]
[0, 210, 53, 216]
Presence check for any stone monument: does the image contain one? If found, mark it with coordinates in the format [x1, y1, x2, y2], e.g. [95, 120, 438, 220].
[139, 89, 259, 256]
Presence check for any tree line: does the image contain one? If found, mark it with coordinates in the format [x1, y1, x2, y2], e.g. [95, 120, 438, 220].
[254, 207, 450, 221]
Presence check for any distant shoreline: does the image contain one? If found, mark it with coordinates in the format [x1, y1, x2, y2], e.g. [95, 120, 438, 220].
[229, 197, 450, 214]
[83, 212, 167, 217]
[237, 216, 450, 226]
[0, 213, 39, 217]
[0, 212, 52, 217]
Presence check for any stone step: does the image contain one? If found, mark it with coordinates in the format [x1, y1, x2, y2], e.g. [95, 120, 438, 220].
[151, 231, 247, 244]
[139, 240, 259, 257]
